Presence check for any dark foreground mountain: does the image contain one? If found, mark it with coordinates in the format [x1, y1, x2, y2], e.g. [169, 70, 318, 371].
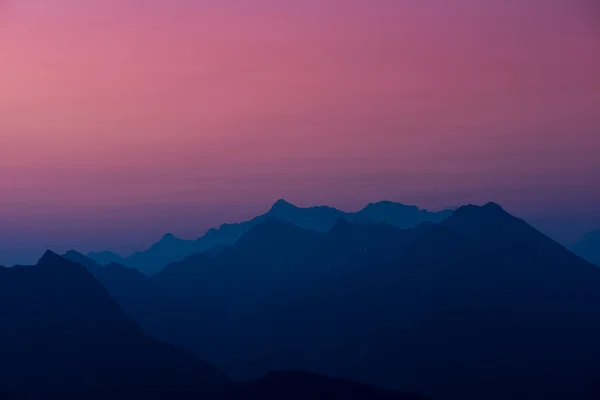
[126, 203, 600, 400]
[88, 199, 451, 274]
[0, 251, 426, 400]
[572, 229, 600, 266]
[0, 251, 230, 399]
[237, 371, 427, 400]
[63, 252, 199, 349]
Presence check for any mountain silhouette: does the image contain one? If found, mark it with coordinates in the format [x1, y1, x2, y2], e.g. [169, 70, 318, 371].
[63, 250, 103, 273]
[65, 250, 430, 399]
[351, 201, 451, 228]
[62, 251, 199, 351]
[266, 199, 347, 231]
[572, 229, 600, 266]
[121, 233, 200, 275]
[87, 250, 124, 266]
[138, 203, 600, 399]
[0, 251, 230, 399]
[150, 218, 437, 382]
[203, 244, 231, 258]
[93, 199, 453, 275]
[155, 218, 324, 303]
[2, 251, 427, 399]
[237, 370, 429, 400]
[57, 201, 600, 398]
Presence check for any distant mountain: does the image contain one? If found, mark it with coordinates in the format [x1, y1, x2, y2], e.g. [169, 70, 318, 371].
[92, 260, 211, 353]
[65, 250, 429, 398]
[154, 218, 326, 325]
[266, 199, 346, 231]
[3, 251, 426, 399]
[101, 199, 453, 275]
[64, 250, 103, 273]
[123, 233, 200, 275]
[572, 230, 600, 267]
[87, 250, 124, 266]
[156, 218, 325, 284]
[0, 251, 230, 398]
[350, 201, 452, 228]
[267, 199, 450, 232]
[63, 251, 196, 349]
[142, 203, 600, 399]
[151, 218, 438, 381]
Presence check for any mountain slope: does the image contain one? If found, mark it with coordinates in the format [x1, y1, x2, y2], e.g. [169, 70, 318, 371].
[87, 250, 124, 266]
[1, 251, 430, 399]
[235, 370, 429, 400]
[0, 251, 230, 398]
[350, 201, 451, 228]
[101, 199, 452, 275]
[155, 218, 325, 303]
[149, 204, 600, 399]
[152, 219, 433, 379]
[354, 204, 600, 398]
[63, 250, 103, 273]
[123, 233, 200, 275]
[266, 199, 346, 231]
[63, 251, 201, 353]
[572, 230, 600, 266]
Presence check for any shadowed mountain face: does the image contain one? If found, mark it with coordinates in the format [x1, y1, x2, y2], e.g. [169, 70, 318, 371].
[63, 250, 103, 273]
[88, 203, 600, 400]
[351, 201, 452, 228]
[87, 200, 452, 275]
[0, 251, 230, 399]
[122, 233, 200, 275]
[1, 252, 426, 400]
[86, 251, 124, 266]
[69, 254, 201, 351]
[238, 371, 429, 400]
[203, 244, 231, 258]
[572, 230, 600, 267]
[266, 199, 346, 231]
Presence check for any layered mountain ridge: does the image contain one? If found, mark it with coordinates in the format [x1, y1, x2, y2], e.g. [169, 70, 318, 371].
[1, 251, 428, 400]
[63, 202, 600, 399]
[87, 199, 452, 275]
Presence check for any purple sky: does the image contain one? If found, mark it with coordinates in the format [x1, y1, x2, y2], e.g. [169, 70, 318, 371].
[1, 0, 599, 264]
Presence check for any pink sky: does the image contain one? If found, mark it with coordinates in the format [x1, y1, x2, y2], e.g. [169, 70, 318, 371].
[1, 0, 599, 263]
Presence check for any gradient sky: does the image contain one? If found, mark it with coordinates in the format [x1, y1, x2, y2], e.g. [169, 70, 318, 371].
[1, 0, 599, 265]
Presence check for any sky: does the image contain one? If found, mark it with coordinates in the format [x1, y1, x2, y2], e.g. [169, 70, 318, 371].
[1, 0, 599, 265]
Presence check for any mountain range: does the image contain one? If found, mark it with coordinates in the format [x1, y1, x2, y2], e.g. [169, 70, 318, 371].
[63, 202, 600, 400]
[0, 251, 428, 400]
[0, 251, 229, 399]
[86, 200, 452, 275]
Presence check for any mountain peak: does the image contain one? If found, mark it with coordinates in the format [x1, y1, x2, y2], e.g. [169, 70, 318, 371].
[452, 202, 509, 219]
[33, 250, 100, 285]
[161, 232, 177, 241]
[443, 202, 536, 241]
[482, 201, 505, 212]
[38, 250, 63, 265]
[364, 201, 414, 210]
[63, 250, 103, 272]
[64, 250, 84, 258]
[269, 199, 297, 212]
